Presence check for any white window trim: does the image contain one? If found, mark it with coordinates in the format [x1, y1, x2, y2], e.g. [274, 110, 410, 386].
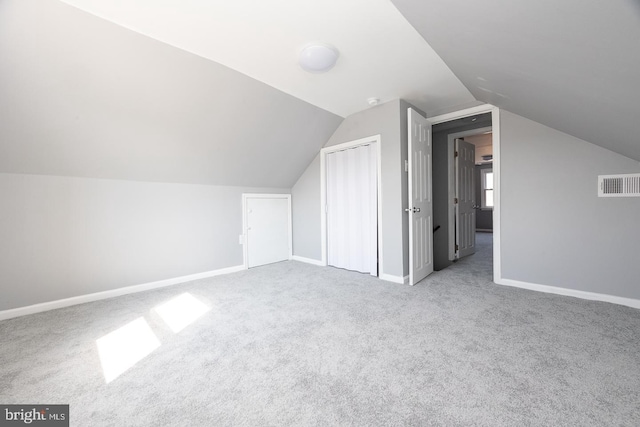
[480, 168, 494, 210]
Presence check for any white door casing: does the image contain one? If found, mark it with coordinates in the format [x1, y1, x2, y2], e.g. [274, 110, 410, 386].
[243, 194, 292, 269]
[428, 104, 501, 282]
[455, 138, 476, 259]
[408, 108, 434, 285]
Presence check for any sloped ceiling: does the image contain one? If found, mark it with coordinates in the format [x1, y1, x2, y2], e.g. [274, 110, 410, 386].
[392, 0, 640, 161]
[0, 0, 342, 187]
[56, 0, 475, 118]
[2, 0, 637, 190]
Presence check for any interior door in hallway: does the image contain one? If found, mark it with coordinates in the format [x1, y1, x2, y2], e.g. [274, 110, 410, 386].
[455, 138, 476, 259]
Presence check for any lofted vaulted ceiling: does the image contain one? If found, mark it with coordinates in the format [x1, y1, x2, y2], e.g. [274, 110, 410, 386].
[392, 0, 640, 161]
[0, 0, 342, 187]
[1, 0, 638, 190]
[55, 0, 640, 163]
[57, 0, 476, 118]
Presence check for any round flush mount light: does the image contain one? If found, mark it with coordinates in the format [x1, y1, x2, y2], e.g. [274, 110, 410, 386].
[299, 43, 339, 73]
[367, 97, 380, 106]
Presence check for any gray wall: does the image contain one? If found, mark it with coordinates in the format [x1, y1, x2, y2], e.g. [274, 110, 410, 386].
[475, 164, 493, 231]
[399, 101, 410, 276]
[0, 0, 340, 312]
[292, 99, 422, 278]
[0, 173, 287, 310]
[501, 111, 640, 299]
[432, 126, 451, 271]
[291, 155, 322, 260]
[325, 100, 404, 278]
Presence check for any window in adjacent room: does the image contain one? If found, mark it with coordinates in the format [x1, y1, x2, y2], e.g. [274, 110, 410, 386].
[481, 168, 494, 208]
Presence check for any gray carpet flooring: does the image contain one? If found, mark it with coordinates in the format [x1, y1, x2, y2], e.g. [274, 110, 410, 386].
[1, 233, 639, 426]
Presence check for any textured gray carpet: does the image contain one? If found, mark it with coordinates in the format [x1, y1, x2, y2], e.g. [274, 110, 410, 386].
[1, 233, 639, 426]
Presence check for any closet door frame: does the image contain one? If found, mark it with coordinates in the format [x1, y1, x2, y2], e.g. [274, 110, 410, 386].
[320, 135, 383, 276]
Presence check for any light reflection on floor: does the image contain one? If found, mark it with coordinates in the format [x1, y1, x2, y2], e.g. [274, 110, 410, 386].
[153, 293, 210, 333]
[96, 293, 210, 383]
[96, 317, 161, 383]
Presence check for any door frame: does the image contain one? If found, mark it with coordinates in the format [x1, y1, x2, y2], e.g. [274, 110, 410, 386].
[447, 126, 492, 261]
[242, 193, 292, 269]
[320, 135, 383, 276]
[428, 105, 501, 282]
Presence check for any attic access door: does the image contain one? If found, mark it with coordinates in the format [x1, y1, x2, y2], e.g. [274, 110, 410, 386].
[455, 138, 476, 259]
[243, 194, 292, 268]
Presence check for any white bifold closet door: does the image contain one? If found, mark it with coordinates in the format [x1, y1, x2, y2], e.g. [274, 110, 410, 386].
[326, 143, 378, 275]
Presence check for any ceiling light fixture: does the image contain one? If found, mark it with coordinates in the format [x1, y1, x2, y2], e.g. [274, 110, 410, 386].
[367, 97, 380, 106]
[299, 43, 339, 73]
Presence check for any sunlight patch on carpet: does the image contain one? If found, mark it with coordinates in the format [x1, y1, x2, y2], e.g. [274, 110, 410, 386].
[96, 317, 161, 383]
[153, 293, 210, 333]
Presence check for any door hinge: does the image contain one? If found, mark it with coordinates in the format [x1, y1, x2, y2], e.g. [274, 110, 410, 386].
[455, 151, 459, 157]
[455, 244, 459, 251]
[454, 198, 458, 204]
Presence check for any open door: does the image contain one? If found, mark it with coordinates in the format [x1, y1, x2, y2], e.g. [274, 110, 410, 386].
[455, 138, 476, 259]
[407, 108, 433, 285]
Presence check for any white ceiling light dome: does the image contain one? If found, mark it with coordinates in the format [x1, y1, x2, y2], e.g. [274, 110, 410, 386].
[299, 43, 339, 73]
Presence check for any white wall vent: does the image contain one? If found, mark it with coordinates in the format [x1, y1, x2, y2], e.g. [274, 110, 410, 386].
[598, 174, 640, 197]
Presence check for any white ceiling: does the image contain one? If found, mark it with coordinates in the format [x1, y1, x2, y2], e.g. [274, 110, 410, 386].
[58, 0, 475, 118]
[464, 133, 492, 148]
[0, 0, 342, 187]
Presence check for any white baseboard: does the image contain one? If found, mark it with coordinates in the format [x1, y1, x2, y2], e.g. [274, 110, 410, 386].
[0, 265, 245, 321]
[291, 255, 325, 267]
[379, 273, 409, 284]
[496, 278, 640, 310]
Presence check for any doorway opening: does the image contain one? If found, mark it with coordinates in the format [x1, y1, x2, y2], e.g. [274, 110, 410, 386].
[447, 126, 494, 261]
[427, 106, 500, 282]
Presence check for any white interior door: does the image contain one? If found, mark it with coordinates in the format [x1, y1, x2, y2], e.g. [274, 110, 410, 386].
[408, 108, 433, 285]
[244, 195, 291, 268]
[326, 143, 378, 275]
[455, 138, 476, 259]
